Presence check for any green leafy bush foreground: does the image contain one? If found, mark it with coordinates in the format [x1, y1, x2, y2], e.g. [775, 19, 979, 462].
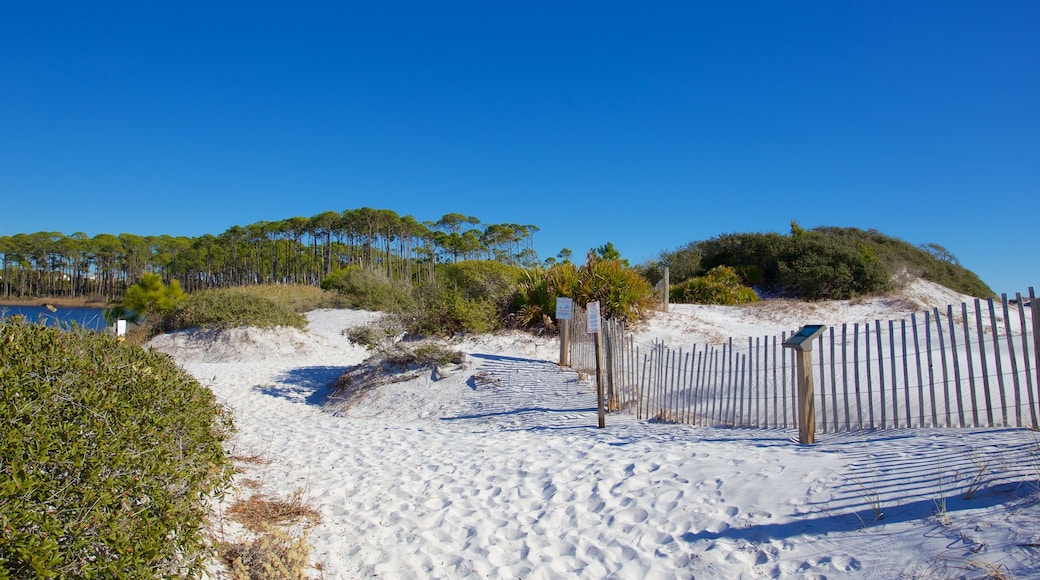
[160, 288, 307, 333]
[0, 318, 234, 578]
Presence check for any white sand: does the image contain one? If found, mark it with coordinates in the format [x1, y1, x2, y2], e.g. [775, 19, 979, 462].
[149, 279, 1040, 579]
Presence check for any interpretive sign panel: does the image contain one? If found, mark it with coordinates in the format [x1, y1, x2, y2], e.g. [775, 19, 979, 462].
[556, 297, 573, 320]
[586, 301, 601, 333]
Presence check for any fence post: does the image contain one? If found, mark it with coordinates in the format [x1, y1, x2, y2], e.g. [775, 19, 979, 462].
[559, 319, 570, 367]
[796, 350, 816, 444]
[556, 297, 573, 367]
[595, 331, 606, 428]
[783, 325, 827, 445]
[662, 267, 670, 312]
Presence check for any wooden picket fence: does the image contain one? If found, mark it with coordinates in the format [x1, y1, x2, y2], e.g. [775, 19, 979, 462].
[566, 289, 1040, 432]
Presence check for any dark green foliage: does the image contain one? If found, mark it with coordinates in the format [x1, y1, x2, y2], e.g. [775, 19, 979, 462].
[662, 226, 992, 299]
[777, 234, 890, 299]
[160, 288, 307, 332]
[670, 266, 760, 305]
[321, 267, 411, 311]
[0, 319, 233, 578]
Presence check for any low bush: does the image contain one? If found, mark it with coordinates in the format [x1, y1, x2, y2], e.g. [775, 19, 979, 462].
[575, 258, 658, 323]
[513, 258, 657, 328]
[228, 284, 347, 313]
[343, 317, 404, 349]
[670, 265, 760, 305]
[439, 260, 526, 309]
[159, 289, 307, 332]
[395, 283, 500, 337]
[0, 318, 233, 578]
[320, 267, 411, 311]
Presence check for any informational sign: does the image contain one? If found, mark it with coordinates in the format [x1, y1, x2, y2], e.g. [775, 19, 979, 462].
[556, 297, 573, 320]
[782, 324, 827, 351]
[586, 301, 601, 333]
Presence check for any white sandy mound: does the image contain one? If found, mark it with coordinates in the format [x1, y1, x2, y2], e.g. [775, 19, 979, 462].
[631, 277, 981, 348]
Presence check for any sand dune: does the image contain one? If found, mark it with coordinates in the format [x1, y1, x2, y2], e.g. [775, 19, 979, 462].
[149, 279, 1040, 579]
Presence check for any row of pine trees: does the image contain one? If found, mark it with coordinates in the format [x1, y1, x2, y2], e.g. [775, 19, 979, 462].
[0, 208, 544, 300]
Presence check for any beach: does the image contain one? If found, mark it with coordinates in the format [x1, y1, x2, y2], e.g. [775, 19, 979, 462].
[149, 280, 1040, 578]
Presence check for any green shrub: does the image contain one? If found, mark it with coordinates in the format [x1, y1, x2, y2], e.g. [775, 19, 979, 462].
[575, 258, 658, 323]
[440, 260, 526, 307]
[663, 225, 992, 299]
[512, 258, 657, 327]
[320, 267, 412, 311]
[119, 272, 187, 322]
[160, 289, 307, 332]
[778, 235, 890, 299]
[670, 265, 760, 305]
[0, 319, 233, 578]
[394, 283, 500, 337]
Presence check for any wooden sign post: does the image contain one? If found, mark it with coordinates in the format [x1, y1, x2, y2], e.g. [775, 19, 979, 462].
[556, 297, 573, 367]
[587, 301, 605, 428]
[782, 324, 827, 444]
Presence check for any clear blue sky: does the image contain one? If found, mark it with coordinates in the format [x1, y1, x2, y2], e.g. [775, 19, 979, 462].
[2, 2, 1037, 294]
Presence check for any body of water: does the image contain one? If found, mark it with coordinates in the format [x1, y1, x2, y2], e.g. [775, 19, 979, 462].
[0, 305, 110, 332]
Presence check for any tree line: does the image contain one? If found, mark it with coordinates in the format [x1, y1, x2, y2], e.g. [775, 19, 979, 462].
[0, 208, 544, 300]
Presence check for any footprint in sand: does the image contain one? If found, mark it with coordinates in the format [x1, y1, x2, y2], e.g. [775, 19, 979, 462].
[653, 490, 686, 513]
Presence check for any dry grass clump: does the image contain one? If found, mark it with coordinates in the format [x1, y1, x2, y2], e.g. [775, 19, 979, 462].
[226, 489, 320, 532]
[214, 454, 323, 580]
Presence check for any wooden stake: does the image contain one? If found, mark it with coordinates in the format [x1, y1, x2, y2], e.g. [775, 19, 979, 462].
[595, 331, 606, 428]
[796, 349, 815, 444]
[559, 319, 570, 367]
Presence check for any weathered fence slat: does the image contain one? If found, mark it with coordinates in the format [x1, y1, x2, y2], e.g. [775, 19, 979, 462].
[900, 320, 911, 427]
[934, 307, 952, 427]
[987, 298, 1008, 426]
[962, 303, 979, 427]
[974, 300, 993, 426]
[925, 311, 938, 427]
[1002, 295, 1023, 427]
[1016, 293, 1037, 429]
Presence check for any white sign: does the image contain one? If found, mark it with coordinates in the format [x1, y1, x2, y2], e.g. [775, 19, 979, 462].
[586, 301, 601, 333]
[555, 297, 573, 320]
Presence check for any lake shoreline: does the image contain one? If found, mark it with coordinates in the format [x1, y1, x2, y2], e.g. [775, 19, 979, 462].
[0, 296, 114, 308]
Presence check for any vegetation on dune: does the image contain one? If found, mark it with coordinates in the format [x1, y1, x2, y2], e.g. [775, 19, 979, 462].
[644, 222, 992, 300]
[0, 318, 233, 578]
[670, 265, 760, 305]
[158, 288, 308, 333]
[510, 246, 658, 327]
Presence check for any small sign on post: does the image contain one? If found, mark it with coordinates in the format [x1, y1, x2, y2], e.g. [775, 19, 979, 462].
[587, 301, 606, 428]
[586, 301, 601, 333]
[556, 297, 572, 320]
[783, 324, 827, 444]
[556, 297, 572, 366]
